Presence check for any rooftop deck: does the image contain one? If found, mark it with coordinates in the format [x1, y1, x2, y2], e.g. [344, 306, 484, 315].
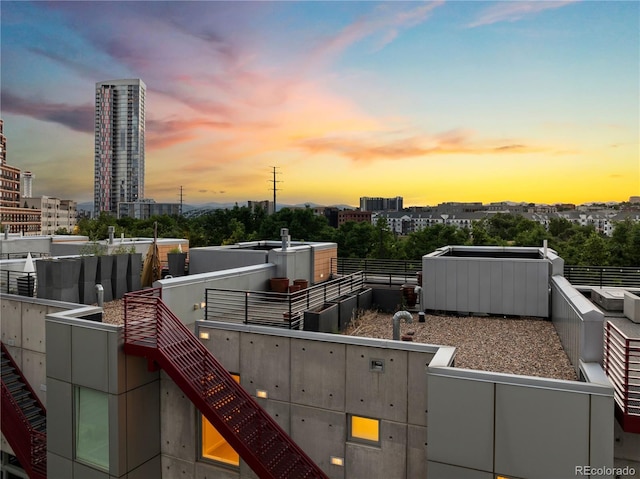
[344, 311, 577, 381]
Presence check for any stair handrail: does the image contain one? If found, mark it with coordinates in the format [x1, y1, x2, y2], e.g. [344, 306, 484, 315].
[1, 342, 47, 479]
[123, 290, 328, 479]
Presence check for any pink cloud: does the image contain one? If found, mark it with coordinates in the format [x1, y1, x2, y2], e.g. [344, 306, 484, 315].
[296, 130, 548, 163]
[467, 1, 579, 28]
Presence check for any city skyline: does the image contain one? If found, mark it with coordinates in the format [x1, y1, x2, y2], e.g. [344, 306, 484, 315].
[1, 1, 638, 206]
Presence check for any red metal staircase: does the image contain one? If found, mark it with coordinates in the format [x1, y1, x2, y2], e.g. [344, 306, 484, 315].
[123, 289, 328, 479]
[1, 342, 47, 479]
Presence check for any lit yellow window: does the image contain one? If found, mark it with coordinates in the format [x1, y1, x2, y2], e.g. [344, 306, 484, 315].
[350, 415, 380, 443]
[201, 374, 240, 466]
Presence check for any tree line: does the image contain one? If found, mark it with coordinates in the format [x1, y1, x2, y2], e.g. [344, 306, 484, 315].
[72, 208, 640, 267]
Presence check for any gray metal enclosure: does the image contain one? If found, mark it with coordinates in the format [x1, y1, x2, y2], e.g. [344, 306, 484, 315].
[423, 246, 560, 317]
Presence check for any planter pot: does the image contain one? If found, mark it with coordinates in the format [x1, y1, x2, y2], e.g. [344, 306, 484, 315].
[111, 254, 129, 299]
[127, 253, 142, 293]
[50, 259, 81, 303]
[97, 255, 113, 302]
[79, 256, 98, 305]
[35, 260, 51, 299]
[167, 252, 187, 277]
[303, 303, 338, 333]
[293, 279, 309, 290]
[270, 277, 290, 293]
[402, 284, 417, 308]
[288, 284, 302, 293]
[17, 275, 35, 297]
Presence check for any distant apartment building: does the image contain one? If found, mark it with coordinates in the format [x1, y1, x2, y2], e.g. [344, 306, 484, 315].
[247, 200, 274, 215]
[374, 211, 484, 235]
[338, 209, 372, 226]
[94, 79, 146, 217]
[0, 119, 41, 234]
[435, 201, 484, 213]
[23, 196, 78, 234]
[117, 200, 180, 219]
[359, 196, 403, 212]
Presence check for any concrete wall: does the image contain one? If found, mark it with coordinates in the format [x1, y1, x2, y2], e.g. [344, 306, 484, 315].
[188, 247, 268, 274]
[269, 245, 313, 283]
[158, 264, 276, 327]
[0, 236, 52, 256]
[0, 295, 101, 460]
[551, 276, 605, 372]
[160, 322, 438, 479]
[427, 366, 614, 479]
[423, 247, 550, 317]
[45, 313, 161, 479]
[187, 242, 336, 285]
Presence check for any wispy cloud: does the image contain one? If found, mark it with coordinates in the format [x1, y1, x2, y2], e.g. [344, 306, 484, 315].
[468, 1, 579, 28]
[311, 1, 443, 62]
[1, 90, 94, 133]
[297, 130, 547, 163]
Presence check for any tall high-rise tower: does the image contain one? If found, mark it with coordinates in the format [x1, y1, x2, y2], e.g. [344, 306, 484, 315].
[94, 79, 146, 216]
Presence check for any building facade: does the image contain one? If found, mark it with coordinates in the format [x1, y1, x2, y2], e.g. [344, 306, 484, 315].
[117, 200, 180, 219]
[23, 197, 78, 235]
[338, 209, 372, 226]
[0, 120, 42, 234]
[94, 79, 146, 217]
[359, 196, 403, 212]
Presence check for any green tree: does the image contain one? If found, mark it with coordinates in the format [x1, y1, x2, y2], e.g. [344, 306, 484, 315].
[334, 221, 376, 258]
[400, 224, 469, 260]
[579, 232, 610, 266]
[259, 207, 332, 242]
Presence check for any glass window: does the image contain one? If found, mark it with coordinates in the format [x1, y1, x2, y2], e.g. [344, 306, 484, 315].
[75, 387, 110, 470]
[201, 374, 240, 466]
[349, 415, 380, 444]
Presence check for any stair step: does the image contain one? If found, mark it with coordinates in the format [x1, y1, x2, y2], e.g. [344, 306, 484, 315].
[227, 408, 258, 431]
[10, 389, 31, 402]
[30, 417, 47, 430]
[16, 397, 36, 409]
[22, 405, 43, 417]
[2, 372, 21, 383]
[7, 381, 26, 393]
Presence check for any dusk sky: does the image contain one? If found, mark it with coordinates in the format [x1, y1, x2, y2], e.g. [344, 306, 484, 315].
[1, 1, 638, 207]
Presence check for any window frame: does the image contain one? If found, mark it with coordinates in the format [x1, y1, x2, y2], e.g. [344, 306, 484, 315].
[74, 386, 110, 471]
[348, 414, 381, 446]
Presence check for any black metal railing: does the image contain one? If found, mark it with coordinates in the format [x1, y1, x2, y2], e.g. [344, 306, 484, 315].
[0, 271, 36, 296]
[564, 266, 640, 288]
[331, 258, 421, 285]
[205, 272, 365, 329]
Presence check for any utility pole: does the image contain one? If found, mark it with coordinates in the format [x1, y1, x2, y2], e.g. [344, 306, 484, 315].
[178, 186, 184, 216]
[269, 167, 282, 214]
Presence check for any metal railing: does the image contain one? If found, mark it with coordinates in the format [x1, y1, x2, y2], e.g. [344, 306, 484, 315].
[123, 289, 328, 479]
[0, 271, 36, 296]
[205, 272, 365, 329]
[1, 343, 47, 479]
[331, 258, 421, 285]
[603, 321, 640, 433]
[564, 265, 640, 288]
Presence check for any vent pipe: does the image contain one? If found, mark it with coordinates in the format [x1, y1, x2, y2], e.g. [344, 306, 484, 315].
[95, 284, 104, 307]
[108, 226, 115, 245]
[543, 239, 548, 259]
[280, 228, 290, 251]
[392, 311, 413, 341]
